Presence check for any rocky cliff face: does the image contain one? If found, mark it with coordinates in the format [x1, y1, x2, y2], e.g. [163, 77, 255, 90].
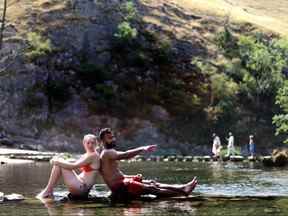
[0, 0, 281, 154]
[0, 0, 207, 153]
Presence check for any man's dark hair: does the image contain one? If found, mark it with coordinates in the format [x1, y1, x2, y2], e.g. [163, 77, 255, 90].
[99, 128, 112, 140]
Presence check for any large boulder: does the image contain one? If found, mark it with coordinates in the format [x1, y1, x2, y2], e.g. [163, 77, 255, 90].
[271, 149, 288, 167]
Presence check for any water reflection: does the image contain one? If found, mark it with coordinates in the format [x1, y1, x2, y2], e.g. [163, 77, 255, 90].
[122, 203, 147, 216]
[39, 199, 97, 216]
[1, 161, 288, 215]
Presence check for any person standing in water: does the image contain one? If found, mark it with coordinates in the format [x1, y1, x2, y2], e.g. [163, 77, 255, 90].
[37, 134, 100, 199]
[226, 132, 235, 157]
[249, 135, 255, 158]
[212, 133, 222, 158]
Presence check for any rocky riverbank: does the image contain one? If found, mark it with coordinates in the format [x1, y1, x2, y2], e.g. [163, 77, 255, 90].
[0, 147, 57, 163]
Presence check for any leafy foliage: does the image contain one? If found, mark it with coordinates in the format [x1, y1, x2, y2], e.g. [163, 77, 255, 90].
[215, 26, 238, 57]
[210, 27, 288, 144]
[238, 35, 284, 97]
[25, 32, 53, 60]
[120, 0, 138, 21]
[114, 21, 138, 41]
[273, 81, 288, 142]
[114, 1, 138, 42]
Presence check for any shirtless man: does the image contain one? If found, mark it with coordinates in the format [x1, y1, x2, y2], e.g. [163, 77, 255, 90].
[99, 128, 198, 201]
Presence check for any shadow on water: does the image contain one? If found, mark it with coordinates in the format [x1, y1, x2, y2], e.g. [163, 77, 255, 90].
[1, 161, 288, 215]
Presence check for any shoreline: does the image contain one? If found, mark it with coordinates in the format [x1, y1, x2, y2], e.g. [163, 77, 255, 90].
[0, 147, 272, 164]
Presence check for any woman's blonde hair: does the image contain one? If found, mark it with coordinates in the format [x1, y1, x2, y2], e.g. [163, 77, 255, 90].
[83, 134, 97, 144]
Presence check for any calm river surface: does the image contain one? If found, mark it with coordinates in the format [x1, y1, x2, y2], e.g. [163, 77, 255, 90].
[1, 161, 288, 215]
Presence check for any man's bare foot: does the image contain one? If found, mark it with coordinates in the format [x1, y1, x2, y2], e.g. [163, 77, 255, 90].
[36, 190, 54, 199]
[183, 177, 198, 196]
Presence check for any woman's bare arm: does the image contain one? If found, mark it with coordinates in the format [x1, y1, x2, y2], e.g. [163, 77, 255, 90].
[51, 153, 97, 170]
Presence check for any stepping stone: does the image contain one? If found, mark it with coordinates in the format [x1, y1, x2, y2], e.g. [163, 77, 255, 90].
[164, 156, 176, 162]
[230, 156, 244, 162]
[175, 156, 184, 162]
[203, 156, 211, 161]
[193, 156, 203, 162]
[248, 156, 257, 161]
[183, 156, 193, 162]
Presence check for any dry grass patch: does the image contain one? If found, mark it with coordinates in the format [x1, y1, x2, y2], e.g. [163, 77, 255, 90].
[170, 0, 288, 36]
[141, 0, 288, 36]
[32, 0, 67, 12]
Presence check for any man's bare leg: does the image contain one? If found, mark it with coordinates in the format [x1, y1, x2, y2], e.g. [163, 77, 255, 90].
[142, 177, 198, 197]
[144, 177, 197, 195]
[183, 177, 198, 196]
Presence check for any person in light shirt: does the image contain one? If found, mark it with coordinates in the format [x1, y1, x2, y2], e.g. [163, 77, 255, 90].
[226, 132, 235, 157]
[212, 133, 222, 158]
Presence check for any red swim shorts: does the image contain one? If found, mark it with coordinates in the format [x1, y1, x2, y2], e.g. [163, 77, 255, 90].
[123, 175, 144, 196]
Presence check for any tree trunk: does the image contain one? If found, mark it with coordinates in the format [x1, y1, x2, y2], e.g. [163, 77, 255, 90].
[0, 0, 7, 49]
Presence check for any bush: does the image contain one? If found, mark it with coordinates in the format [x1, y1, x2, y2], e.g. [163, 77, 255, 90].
[238, 35, 284, 96]
[114, 1, 139, 44]
[210, 73, 239, 102]
[120, 0, 137, 21]
[153, 37, 172, 64]
[215, 27, 238, 58]
[114, 21, 138, 42]
[273, 81, 288, 142]
[25, 32, 53, 60]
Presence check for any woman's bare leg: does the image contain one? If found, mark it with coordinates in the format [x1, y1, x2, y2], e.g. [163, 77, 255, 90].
[37, 165, 62, 198]
[37, 166, 86, 198]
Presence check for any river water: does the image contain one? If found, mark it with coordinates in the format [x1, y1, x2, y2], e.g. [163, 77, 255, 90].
[0, 161, 288, 215]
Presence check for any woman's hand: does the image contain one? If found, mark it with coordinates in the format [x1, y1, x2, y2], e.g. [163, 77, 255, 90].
[50, 155, 61, 165]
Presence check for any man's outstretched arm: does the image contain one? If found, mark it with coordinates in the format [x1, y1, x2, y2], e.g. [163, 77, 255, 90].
[113, 145, 157, 160]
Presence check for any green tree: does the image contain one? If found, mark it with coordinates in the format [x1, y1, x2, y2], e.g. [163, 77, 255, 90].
[114, 0, 138, 42]
[25, 32, 53, 60]
[273, 81, 288, 143]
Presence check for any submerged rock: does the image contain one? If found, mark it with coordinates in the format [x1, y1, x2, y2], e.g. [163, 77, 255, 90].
[230, 156, 244, 162]
[0, 193, 25, 203]
[4, 193, 25, 202]
[0, 192, 4, 203]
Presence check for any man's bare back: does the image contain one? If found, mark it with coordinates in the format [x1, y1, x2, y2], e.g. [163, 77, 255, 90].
[100, 148, 125, 189]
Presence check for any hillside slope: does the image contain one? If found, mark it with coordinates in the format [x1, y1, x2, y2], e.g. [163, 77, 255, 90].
[157, 0, 288, 36]
[0, 0, 287, 153]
